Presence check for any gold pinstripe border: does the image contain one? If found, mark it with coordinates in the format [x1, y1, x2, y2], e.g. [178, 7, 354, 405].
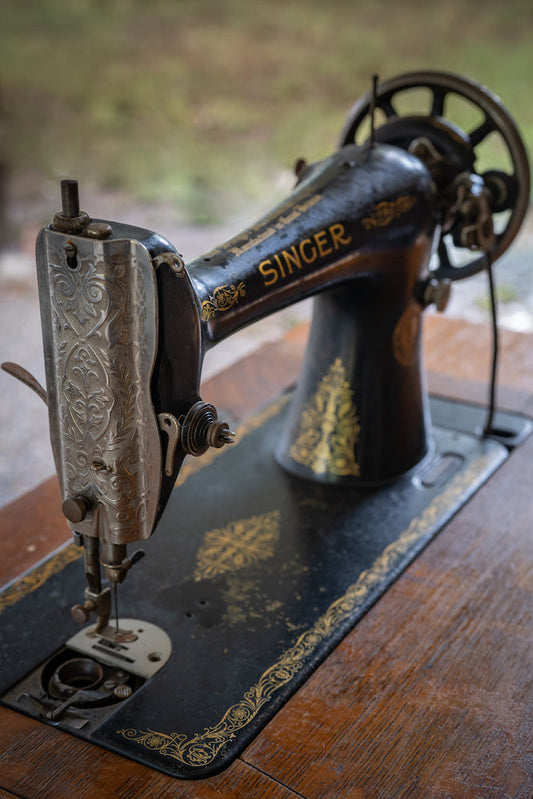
[116, 450, 495, 768]
[0, 391, 497, 772]
[0, 544, 83, 615]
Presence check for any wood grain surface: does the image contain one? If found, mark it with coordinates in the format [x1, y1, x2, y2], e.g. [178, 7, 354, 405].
[243, 433, 533, 798]
[0, 315, 532, 799]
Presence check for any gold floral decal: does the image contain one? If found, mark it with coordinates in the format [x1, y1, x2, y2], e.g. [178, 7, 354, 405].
[0, 390, 496, 771]
[194, 510, 280, 581]
[361, 195, 417, 230]
[116, 452, 494, 768]
[289, 358, 360, 477]
[0, 544, 82, 615]
[201, 282, 246, 322]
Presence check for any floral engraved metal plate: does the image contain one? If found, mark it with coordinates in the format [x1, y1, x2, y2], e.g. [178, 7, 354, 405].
[36, 228, 161, 543]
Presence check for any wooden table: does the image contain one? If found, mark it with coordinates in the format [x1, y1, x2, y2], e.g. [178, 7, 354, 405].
[1, 315, 532, 798]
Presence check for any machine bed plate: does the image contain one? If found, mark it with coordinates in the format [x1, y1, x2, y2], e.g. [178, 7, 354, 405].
[1, 396, 530, 779]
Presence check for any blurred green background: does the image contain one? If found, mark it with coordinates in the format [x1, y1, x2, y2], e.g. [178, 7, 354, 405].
[1, 0, 532, 506]
[1, 0, 532, 232]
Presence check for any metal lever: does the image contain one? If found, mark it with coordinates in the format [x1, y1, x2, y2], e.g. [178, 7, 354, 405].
[1, 362, 48, 405]
[158, 412, 180, 476]
[158, 405, 235, 475]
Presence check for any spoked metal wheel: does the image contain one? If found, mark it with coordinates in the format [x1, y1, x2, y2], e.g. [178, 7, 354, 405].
[340, 71, 530, 280]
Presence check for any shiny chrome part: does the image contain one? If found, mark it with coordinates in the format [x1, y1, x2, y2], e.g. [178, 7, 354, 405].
[68, 618, 172, 679]
[158, 412, 180, 476]
[37, 228, 162, 544]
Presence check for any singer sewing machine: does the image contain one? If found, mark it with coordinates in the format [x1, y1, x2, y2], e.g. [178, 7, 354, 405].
[1, 71, 531, 781]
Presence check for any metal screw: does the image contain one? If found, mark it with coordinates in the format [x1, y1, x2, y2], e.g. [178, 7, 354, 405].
[85, 221, 113, 240]
[64, 242, 78, 269]
[114, 684, 133, 699]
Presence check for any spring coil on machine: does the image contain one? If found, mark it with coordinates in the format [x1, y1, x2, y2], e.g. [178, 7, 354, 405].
[180, 400, 234, 457]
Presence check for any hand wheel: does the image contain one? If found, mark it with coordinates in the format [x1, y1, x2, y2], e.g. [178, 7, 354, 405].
[339, 71, 530, 280]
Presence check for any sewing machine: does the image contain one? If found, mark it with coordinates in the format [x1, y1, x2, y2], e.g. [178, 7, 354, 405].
[1, 71, 531, 780]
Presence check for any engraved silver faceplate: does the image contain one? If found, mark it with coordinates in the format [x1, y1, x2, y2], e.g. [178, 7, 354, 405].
[37, 228, 162, 543]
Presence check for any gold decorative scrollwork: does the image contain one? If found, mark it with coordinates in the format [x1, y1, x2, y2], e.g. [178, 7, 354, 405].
[361, 195, 417, 230]
[289, 358, 360, 477]
[0, 385, 495, 771]
[194, 510, 280, 581]
[201, 282, 246, 322]
[0, 544, 82, 615]
[116, 452, 494, 769]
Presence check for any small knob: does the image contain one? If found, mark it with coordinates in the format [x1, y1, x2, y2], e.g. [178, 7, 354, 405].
[71, 600, 95, 624]
[71, 603, 90, 624]
[62, 495, 90, 524]
[206, 419, 234, 449]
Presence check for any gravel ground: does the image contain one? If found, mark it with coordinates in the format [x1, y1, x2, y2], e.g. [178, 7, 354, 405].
[1, 208, 531, 508]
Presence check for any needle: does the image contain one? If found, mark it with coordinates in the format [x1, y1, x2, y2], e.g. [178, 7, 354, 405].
[114, 581, 119, 635]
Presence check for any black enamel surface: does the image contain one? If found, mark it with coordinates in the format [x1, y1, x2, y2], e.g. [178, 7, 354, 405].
[1, 398, 521, 779]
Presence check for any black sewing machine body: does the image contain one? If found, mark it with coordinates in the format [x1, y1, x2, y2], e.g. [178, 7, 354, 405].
[160, 143, 438, 503]
[34, 141, 439, 552]
[1, 71, 531, 778]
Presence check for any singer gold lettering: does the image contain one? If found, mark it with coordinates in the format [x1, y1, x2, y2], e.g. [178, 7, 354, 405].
[258, 222, 353, 287]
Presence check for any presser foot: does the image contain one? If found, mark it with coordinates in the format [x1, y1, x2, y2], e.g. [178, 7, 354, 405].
[71, 586, 112, 632]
